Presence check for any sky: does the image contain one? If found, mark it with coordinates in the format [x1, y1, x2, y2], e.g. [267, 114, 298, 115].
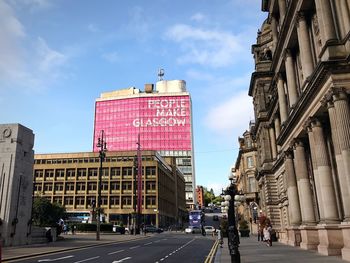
[0, 0, 267, 195]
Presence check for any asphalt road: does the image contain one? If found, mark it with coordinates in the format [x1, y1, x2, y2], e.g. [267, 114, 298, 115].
[15, 233, 215, 263]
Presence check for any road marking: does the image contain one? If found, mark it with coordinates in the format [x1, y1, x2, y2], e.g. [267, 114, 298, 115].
[38, 255, 74, 262]
[144, 242, 153, 245]
[108, 249, 125, 255]
[112, 257, 131, 263]
[154, 240, 160, 243]
[129, 245, 140, 249]
[74, 256, 100, 263]
[154, 238, 195, 263]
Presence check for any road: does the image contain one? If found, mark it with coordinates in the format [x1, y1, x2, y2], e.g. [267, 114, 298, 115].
[14, 233, 215, 263]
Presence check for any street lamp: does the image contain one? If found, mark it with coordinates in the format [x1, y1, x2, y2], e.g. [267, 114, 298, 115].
[96, 130, 107, 241]
[223, 173, 241, 263]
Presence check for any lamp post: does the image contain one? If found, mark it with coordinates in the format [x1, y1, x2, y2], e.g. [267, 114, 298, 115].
[96, 130, 107, 241]
[223, 173, 241, 263]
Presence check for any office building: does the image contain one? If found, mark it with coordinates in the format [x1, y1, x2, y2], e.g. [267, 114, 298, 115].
[33, 151, 186, 228]
[93, 80, 196, 209]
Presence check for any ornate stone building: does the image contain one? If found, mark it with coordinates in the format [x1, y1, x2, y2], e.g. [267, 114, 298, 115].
[234, 122, 260, 223]
[249, 0, 350, 260]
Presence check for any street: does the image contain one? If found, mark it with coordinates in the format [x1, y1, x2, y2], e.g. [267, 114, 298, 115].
[8, 233, 215, 263]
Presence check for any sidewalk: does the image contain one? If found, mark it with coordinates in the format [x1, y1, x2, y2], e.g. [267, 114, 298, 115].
[1, 233, 149, 262]
[215, 235, 347, 263]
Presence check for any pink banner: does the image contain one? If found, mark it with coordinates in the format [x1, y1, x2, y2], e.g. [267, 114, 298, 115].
[93, 95, 192, 151]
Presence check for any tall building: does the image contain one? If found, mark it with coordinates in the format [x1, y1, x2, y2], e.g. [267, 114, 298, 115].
[195, 186, 204, 209]
[0, 124, 34, 246]
[93, 80, 196, 209]
[234, 122, 259, 223]
[33, 151, 187, 228]
[249, 0, 350, 260]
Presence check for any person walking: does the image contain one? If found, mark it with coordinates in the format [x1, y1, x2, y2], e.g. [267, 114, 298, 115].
[217, 227, 223, 248]
[263, 224, 272, 246]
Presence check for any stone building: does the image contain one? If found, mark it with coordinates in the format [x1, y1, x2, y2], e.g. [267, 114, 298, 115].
[0, 124, 35, 246]
[248, 0, 350, 260]
[33, 151, 187, 228]
[195, 186, 205, 209]
[234, 122, 260, 223]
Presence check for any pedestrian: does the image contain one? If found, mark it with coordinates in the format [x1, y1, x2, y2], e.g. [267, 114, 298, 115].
[263, 224, 272, 246]
[217, 227, 223, 248]
[72, 225, 76, 235]
[257, 223, 262, 241]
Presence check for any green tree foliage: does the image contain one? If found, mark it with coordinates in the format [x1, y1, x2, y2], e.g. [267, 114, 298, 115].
[32, 197, 66, 226]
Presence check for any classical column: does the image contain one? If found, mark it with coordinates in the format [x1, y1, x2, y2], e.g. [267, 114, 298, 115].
[332, 88, 350, 220]
[296, 12, 314, 81]
[269, 124, 277, 159]
[314, 0, 337, 44]
[277, 75, 288, 123]
[284, 150, 302, 226]
[334, 0, 350, 37]
[310, 118, 339, 223]
[293, 140, 316, 225]
[278, 0, 287, 24]
[326, 99, 350, 221]
[305, 124, 324, 221]
[271, 16, 278, 41]
[274, 117, 281, 152]
[284, 49, 299, 107]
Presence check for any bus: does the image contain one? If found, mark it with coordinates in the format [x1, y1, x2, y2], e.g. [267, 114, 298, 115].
[189, 210, 205, 228]
[64, 211, 91, 223]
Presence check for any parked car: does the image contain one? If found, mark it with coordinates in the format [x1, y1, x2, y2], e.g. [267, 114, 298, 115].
[185, 226, 201, 234]
[112, 225, 126, 234]
[144, 225, 163, 233]
[204, 226, 216, 235]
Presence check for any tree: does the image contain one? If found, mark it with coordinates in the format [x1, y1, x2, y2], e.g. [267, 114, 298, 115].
[32, 197, 66, 226]
[203, 187, 216, 206]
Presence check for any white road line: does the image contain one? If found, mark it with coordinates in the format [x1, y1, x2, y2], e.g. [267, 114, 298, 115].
[112, 257, 132, 263]
[129, 245, 140, 249]
[154, 240, 160, 243]
[74, 256, 100, 263]
[108, 249, 125, 255]
[144, 242, 153, 245]
[37, 255, 74, 262]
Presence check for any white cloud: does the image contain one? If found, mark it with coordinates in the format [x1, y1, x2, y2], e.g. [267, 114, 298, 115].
[165, 24, 246, 67]
[0, 0, 26, 81]
[36, 37, 67, 72]
[87, 23, 99, 33]
[190, 13, 205, 22]
[102, 51, 119, 63]
[204, 90, 254, 137]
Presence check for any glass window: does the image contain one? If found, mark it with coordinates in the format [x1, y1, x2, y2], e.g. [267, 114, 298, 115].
[247, 156, 254, 168]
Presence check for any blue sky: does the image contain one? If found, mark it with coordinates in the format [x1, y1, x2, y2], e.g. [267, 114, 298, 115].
[0, 0, 267, 195]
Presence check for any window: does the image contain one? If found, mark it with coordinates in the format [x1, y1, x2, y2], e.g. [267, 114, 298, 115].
[145, 167, 156, 176]
[248, 177, 256, 193]
[34, 170, 44, 178]
[88, 182, 97, 191]
[56, 169, 65, 179]
[110, 196, 120, 206]
[102, 168, 109, 177]
[77, 168, 87, 177]
[122, 167, 132, 177]
[67, 169, 76, 178]
[247, 156, 254, 168]
[110, 182, 120, 191]
[102, 182, 108, 191]
[146, 181, 156, 190]
[101, 197, 108, 206]
[146, 196, 156, 206]
[111, 167, 121, 177]
[44, 183, 53, 192]
[87, 196, 96, 207]
[75, 196, 85, 206]
[76, 182, 86, 191]
[122, 197, 132, 205]
[64, 197, 74, 206]
[88, 168, 98, 177]
[53, 197, 63, 205]
[66, 183, 75, 191]
[45, 169, 54, 179]
[122, 182, 132, 190]
[54, 183, 64, 191]
[34, 183, 42, 192]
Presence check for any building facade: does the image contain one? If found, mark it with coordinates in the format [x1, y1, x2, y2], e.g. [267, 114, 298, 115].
[33, 151, 186, 228]
[195, 186, 204, 209]
[0, 124, 35, 246]
[249, 0, 350, 260]
[93, 80, 196, 209]
[234, 122, 259, 223]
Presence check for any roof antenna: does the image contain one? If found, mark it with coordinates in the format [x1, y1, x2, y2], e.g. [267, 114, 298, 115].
[158, 68, 164, 81]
